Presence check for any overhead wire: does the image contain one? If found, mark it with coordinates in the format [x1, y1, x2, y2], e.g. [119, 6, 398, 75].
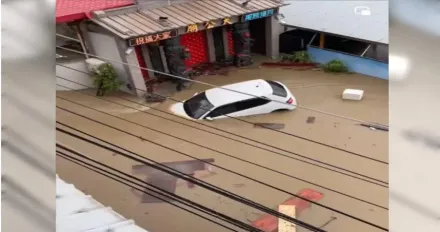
[55, 88, 388, 209]
[55, 33, 388, 128]
[56, 100, 387, 189]
[55, 130, 328, 232]
[56, 123, 388, 231]
[55, 36, 389, 163]
[56, 78, 388, 187]
[55, 59, 388, 165]
[56, 150, 251, 232]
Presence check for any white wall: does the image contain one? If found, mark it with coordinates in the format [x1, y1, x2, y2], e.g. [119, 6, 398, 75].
[281, 1, 389, 44]
[122, 43, 149, 96]
[86, 31, 135, 94]
[56, 60, 93, 91]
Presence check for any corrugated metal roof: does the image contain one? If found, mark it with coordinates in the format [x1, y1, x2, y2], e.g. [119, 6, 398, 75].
[56, 0, 134, 24]
[56, 175, 149, 232]
[91, 0, 284, 39]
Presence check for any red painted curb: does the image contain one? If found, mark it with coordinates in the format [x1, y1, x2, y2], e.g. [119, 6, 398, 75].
[261, 62, 318, 68]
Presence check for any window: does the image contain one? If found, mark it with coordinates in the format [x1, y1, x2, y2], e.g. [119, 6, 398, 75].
[206, 98, 270, 118]
[266, 80, 288, 97]
[183, 92, 215, 119]
[207, 103, 237, 118]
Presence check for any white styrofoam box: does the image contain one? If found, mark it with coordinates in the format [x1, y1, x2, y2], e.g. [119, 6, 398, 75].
[343, 89, 364, 100]
[85, 58, 107, 73]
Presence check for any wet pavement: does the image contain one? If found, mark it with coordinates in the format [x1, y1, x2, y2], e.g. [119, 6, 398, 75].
[56, 59, 388, 232]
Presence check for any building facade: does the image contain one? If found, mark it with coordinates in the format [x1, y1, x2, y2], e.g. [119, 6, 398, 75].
[81, 0, 285, 96]
[56, 0, 135, 91]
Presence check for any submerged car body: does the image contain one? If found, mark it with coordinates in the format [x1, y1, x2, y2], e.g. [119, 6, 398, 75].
[170, 79, 297, 120]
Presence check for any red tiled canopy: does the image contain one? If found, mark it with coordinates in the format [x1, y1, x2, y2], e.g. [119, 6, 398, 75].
[56, 0, 134, 23]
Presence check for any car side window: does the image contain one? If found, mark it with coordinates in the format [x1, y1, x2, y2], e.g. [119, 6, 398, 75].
[236, 98, 270, 111]
[206, 98, 270, 118]
[207, 103, 238, 118]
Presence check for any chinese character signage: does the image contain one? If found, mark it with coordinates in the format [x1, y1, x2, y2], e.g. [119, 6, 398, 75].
[128, 30, 178, 46]
[222, 17, 231, 25]
[204, 21, 216, 29]
[187, 24, 199, 33]
[242, 9, 275, 21]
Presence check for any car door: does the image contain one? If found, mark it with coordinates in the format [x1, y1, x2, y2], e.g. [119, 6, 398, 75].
[231, 97, 272, 117]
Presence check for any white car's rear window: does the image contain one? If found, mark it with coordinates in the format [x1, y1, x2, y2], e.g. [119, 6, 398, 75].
[266, 80, 288, 97]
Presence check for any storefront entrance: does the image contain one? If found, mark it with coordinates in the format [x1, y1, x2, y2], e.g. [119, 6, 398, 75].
[212, 27, 225, 61]
[180, 31, 209, 68]
[249, 18, 267, 55]
[147, 43, 165, 76]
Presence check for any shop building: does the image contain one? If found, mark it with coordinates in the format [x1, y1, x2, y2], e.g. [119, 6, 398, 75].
[82, 0, 285, 96]
[56, 0, 135, 90]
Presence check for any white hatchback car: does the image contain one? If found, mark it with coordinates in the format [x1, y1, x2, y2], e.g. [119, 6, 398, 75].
[171, 79, 297, 120]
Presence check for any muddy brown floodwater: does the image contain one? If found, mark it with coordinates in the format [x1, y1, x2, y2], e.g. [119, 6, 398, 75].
[57, 57, 388, 232]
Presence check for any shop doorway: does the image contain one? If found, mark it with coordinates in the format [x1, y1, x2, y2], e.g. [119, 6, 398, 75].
[212, 27, 225, 61]
[147, 43, 165, 76]
[248, 18, 266, 55]
[180, 31, 209, 68]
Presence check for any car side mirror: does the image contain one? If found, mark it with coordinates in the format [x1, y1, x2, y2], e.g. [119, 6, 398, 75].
[205, 117, 213, 121]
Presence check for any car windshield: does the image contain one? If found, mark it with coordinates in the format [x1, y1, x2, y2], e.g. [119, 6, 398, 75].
[266, 80, 288, 97]
[183, 92, 215, 119]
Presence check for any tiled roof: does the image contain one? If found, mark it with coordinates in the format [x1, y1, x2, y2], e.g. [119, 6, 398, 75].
[56, 0, 134, 24]
[56, 175, 149, 232]
[91, 0, 284, 39]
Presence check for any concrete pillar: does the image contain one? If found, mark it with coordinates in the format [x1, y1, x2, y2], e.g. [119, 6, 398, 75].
[371, 44, 378, 59]
[116, 38, 147, 97]
[222, 27, 230, 58]
[265, 16, 280, 59]
[159, 46, 169, 73]
[319, 33, 325, 48]
[206, 29, 216, 62]
[140, 45, 155, 78]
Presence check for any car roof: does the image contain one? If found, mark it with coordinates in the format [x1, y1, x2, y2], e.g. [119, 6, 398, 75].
[205, 79, 272, 106]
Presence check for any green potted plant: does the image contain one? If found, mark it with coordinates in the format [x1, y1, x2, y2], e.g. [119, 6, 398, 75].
[281, 51, 312, 63]
[292, 51, 311, 63]
[323, 60, 349, 73]
[91, 63, 123, 96]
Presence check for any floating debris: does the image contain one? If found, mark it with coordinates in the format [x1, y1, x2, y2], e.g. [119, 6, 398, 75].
[359, 123, 389, 132]
[254, 123, 285, 130]
[306, 116, 316, 124]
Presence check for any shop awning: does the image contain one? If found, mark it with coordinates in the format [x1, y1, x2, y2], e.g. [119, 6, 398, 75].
[91, 0, 284, 41]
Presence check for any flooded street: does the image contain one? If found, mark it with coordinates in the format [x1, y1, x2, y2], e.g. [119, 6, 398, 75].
[56, 61, 388, 232]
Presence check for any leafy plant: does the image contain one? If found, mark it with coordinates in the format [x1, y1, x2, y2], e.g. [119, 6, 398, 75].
[323, 60, 349, 73]
[281, 51, 311, 63]
[292, 51, 311, 63]
[91, 63, 123, 96]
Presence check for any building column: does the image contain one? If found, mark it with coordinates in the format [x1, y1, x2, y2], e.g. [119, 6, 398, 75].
[206, 29, 216, 62]
[159, 45, 169, 73]
[116, 38, 148, 97]
[265, 16, 280, 59]
[140, 45, 155, 78]
[319, 33, 325, 48]
[222, 27, 230, 59]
